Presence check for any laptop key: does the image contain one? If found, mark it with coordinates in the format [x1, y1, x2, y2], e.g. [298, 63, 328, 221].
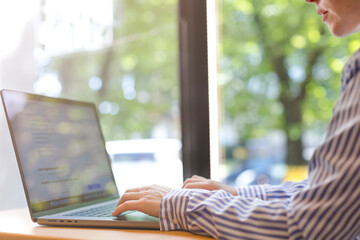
[64, 203, 116, 218]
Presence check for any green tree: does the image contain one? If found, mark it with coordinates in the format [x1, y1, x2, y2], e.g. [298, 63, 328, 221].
[45, 0, 179, 141]
[220, 0, 360, 165]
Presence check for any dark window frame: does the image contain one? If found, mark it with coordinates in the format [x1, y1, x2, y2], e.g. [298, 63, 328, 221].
[178, 0, 210, 180]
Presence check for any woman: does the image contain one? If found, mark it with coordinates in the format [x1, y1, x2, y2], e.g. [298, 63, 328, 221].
[113, 0, 360, 239]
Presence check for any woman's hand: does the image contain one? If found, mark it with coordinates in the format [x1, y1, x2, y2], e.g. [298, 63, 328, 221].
[182, 175, 237, 196]
[112, 184, 171, 218]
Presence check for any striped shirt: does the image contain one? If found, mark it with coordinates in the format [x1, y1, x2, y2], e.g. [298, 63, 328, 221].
[159, 49, 360, 239]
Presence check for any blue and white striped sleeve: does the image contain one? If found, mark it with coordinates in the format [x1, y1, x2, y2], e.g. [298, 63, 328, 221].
[159, 188, 291, 239]
[159, 168, 359, 239]
[158, 53, 360, 239]
[236, 179, 308, 201]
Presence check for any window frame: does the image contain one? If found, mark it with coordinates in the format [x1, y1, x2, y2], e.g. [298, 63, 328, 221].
[178, 0, 211, 180]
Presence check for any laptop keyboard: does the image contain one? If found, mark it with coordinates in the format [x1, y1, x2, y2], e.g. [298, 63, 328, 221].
[64, 202, 133, 218]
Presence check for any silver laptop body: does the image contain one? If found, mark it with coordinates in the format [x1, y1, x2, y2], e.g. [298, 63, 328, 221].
[1, 89, 159, 229]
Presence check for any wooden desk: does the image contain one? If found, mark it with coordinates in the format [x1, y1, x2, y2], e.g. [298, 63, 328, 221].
[0, 208, 213, 240]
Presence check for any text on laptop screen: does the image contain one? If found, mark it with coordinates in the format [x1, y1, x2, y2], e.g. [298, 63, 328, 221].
[2, 91, 118, 213]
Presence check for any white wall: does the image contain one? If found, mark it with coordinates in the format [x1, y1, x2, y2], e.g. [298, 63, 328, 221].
[0, 0, 39, 210]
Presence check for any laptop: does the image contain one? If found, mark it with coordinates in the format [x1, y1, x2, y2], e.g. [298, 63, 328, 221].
[0, 89, 159, 229]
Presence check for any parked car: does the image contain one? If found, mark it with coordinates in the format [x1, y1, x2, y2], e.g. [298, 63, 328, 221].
[224, 135, 287, 186]
[106, 139, 183, 194]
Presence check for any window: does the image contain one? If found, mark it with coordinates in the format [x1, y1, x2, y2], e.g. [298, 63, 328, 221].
[0, 0, 181, 210]
[211, 0, 360, 186]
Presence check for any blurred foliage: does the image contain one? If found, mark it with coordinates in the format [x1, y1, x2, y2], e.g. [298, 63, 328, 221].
[40, 0, 360, 166]
[43, 0, 179, 141]
[219, 0, 360, 165]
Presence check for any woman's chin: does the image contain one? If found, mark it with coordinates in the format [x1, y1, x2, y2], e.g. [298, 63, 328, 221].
[329, 23, 360, 38]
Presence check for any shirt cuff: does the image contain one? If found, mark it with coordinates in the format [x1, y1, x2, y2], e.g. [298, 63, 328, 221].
[236, 184, 268, 201]
[159, 189, 192, 231]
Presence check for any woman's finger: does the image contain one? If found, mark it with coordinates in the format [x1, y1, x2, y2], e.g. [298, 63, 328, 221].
[116, 191, 144, 206]
[182, 177, 207, 188]
[112, 200, 141, 216]
[183, 182, 212, 190]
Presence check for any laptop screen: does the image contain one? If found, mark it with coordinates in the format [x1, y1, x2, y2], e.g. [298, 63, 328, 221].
[1, 90, 118, 214]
